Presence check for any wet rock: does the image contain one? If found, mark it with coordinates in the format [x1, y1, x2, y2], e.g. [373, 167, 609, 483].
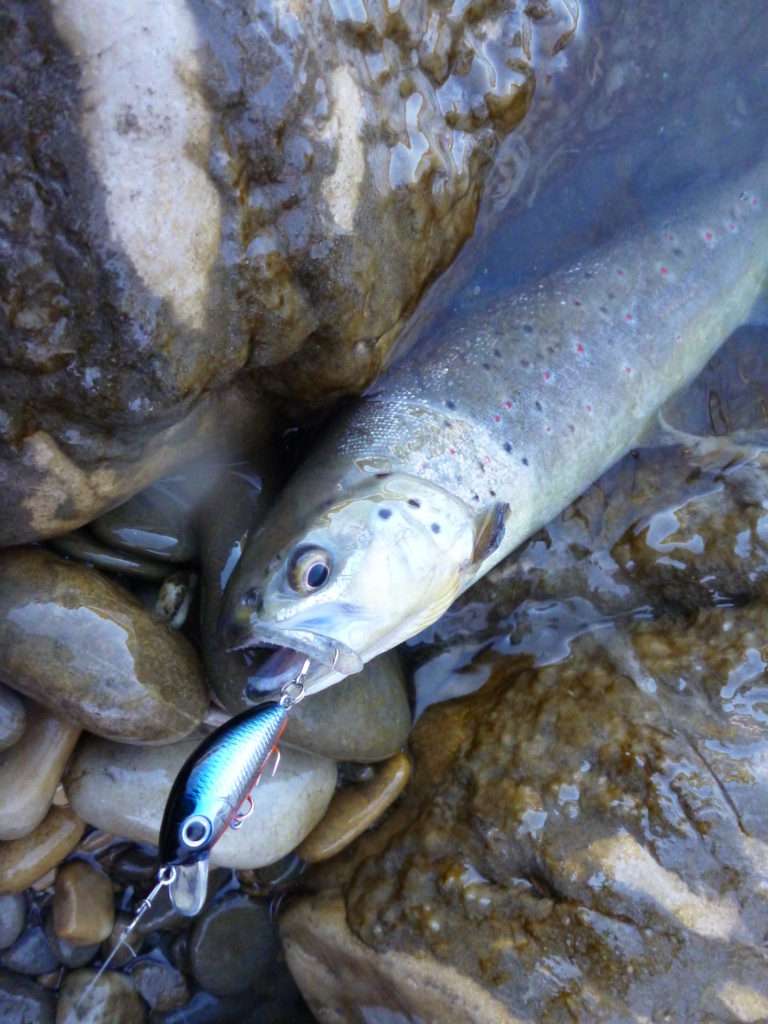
[148, 990, 253, 1024]
[189, 895, 275, 997]
[0, 807, 84, 893]
[298, 753, 412, 864]
[44, 913, 99, 969]
[100, 912, 144, 970]
[135, 869, 228, 938]
[0, 684, 25, 752]
[0, 968, 55, 1024]
[284, 605, 768, 1022]
[56, 969, 145, 1024]
[50, 529, 170, 580]
[0, 705, 80, 841]
[53, 860, 115, 946]
[152, 573, 196, 630]
[65, 734, 336, 869]
[0, 893, 26, 950]
[126, 959, 190, 1013]
[0, 548, 207, 744]
[284, 652, 412, 762]
[92, 480, 198, 563]
[0, 925, 59, 976]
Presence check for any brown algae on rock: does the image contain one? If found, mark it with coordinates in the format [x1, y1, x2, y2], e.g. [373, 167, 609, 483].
[0, 548, 207, 744]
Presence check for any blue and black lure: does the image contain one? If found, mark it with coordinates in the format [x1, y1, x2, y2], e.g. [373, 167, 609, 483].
[79, 660, 310, 1002]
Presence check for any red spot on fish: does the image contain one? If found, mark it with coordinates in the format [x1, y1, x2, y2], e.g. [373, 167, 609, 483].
[616, 269, 625, 277]
[504, 400, 513, 410]
[751, 196, 759, 207]
[573, 299, 582, 307]
[494, 414, 501, 423]
[664, 232, 674, 242]
[624, 313, 634, 322]
[624, 366, 633, 375]
[449, 447, 456, 455]
[704, 230, 713, 241]
[484, 455, 491, 464]
[545, 424, 552, 434]
[585, 403, 593, 413]
[728, 222, 737, 233]
[660, 266, 669, 275]
[576, 342, 585, 354]
[543, 371, 551, 382]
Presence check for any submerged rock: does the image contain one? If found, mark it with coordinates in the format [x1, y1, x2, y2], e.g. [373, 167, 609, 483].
[0, 548, 207, 744]
[188, 896, 276, 997]
[283, 605, 768, 1022]
[0, 807, 84, 893]
[0, 705, 80, 841]
[65, 733, 336, 869]
[0, 683, 25, 752]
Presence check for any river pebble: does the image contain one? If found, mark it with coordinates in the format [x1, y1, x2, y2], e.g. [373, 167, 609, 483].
[0, 684, 25, 752]
[101, 912, 145, 969]
[0, 706, 80, 841]
[56, 969, 145, 1024]
[0, 892, 26, 950]
[0, 968, 55, 1024]
[53, 860, 115, 945]
[283, 651, 412, 762]
[298, 752, 412, 863]
[65, 735, 336, 869]
[126, 959, 190, 1013]
[92, 481, 198, 563]
[44, 912, 99, 969]
[0, 807, 84, 893]
[0, 924, 59, 976]
[50, 530, 170, 580]
[189, 896, 275, 996]
[0, 548, 208, 744]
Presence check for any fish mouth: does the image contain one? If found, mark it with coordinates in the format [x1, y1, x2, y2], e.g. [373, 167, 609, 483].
[226, 623, 363, 698]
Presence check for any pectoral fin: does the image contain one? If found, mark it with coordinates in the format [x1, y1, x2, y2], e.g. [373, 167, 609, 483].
[471, 502, 510, 566]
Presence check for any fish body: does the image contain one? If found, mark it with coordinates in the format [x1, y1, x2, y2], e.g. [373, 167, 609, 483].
[158, 701, 287, 867]
[221, 162, 768, 693]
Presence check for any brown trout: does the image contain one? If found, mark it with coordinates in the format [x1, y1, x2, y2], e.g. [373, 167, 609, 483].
[220, 161, 768, 695]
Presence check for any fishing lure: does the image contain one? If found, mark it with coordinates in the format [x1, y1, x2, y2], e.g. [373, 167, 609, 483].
[78, 660, 310, 1005]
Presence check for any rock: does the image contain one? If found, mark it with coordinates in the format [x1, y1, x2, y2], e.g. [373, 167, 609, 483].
[65, 734, 336, 869]
[152, 573, 196, 630]
[0, 893, 26, 950]
[0, 684, 25, 752]
[44, 913, 99, 969]
[189, 896, 276, 997]
[0, 968, 55, 1024]
[0, 925, 59, 976]
[135, 869, 227, 938]
[298, 753, 411, 864]
[0, 548, 208, 744]
[284, 605, 768, 1021]
[53, 860, 115, 945]
[0, 705, 80, 840]
[50, 529, 170, 580]
[126, 959, 190, 1013]
[147, 991, 253, 1024]
[284, 652, 412, 762]
[100, 912, 144, 970]
[56, 969, 145, 1024]
[92, 482, 198, 563]
[0, 807, 84, 893]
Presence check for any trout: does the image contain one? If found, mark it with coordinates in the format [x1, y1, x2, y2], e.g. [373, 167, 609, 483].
[220, 161, 768, 695]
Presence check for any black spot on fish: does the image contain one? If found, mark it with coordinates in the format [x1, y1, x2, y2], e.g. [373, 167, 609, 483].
[523, 324, 534, 334]
[446, 400, 456, 410]
[493, 348, 502, 358]
[472, 493, 480, 502]
[431, 523, 441, 533]
[489, 489, 496, 497]
[482, 362, 491, 370]
[503, 442, 513, 453]
[408, 498, 421, 508]
[599, 305, 608, 314]
[673, 247, 684, 256]
[378, 508, 392, 519]
[535, 400, 543, 412]
[522, 457, 529, 466]
[585, 270, 595, 278]
[375, 472, 391, 479]
[521, 358, 530, 368]
[444, 420, 452, 428]
[608, 291, 616, 300]
[478, 461, 485, 474]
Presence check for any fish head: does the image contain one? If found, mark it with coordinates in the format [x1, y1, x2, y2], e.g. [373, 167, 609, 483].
[219, 472, 481, 693]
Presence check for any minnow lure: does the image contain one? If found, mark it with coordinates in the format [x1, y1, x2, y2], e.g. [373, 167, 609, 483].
[77, 660, 309, 1007]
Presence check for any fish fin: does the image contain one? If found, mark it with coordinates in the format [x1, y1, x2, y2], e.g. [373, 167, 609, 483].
[471, 502, 510, 566]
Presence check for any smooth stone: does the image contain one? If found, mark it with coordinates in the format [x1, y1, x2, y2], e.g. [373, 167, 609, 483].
[53, 860, 115, 945]
[189, 896, 276, 997]
[283, 651, 412, 762]
[0, 893, 26, 950]
[148, 990, 253, 1024]
[126, 959, 189, 1013]
[56, 969, 145, 1024]
[66, 735, 336, 869]
[0, 807, 85, 893]
[0, 684, 26, 752]
[50, 530, 170, 580]
[0, 549, 208, 744]
[92, 482, 198, 563]
[0, 925, 59, 976]
[0, 705, 80, 840]
[0, 968, 55, 1024]
[297, 753, 412, 863]
[44, 913, 99, 969]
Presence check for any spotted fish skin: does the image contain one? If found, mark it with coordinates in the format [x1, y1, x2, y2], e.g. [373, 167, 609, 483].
[158, 701, 287, 866]
[222, 160, 768, 691]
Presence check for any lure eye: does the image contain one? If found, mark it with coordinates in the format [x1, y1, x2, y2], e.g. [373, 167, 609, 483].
[288, 546, 332, 594]
[180, 814, 212, 850]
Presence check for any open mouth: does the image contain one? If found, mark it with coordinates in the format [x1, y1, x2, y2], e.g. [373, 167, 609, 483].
[227, 625, 363, 698]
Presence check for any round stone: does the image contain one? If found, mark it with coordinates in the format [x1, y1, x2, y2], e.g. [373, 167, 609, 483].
[189, 895, 276, 996]
[0, 924, 59, 976]
[56, 969, 145, 1024]
[53, 860, 115, 945]
[0, 806, 85, 893]
[0, 968, 55, 1024]
[0, 683, 25, 752]
[125, 959, 189, 1012]
[0, 892, 26, 950]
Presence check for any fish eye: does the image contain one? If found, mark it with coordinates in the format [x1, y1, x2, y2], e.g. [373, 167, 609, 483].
[288, 546, 332, 594]
[180, 814, 212, 849]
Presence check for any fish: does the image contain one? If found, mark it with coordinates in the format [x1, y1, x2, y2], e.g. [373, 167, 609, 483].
[220, 159, 768, 695]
